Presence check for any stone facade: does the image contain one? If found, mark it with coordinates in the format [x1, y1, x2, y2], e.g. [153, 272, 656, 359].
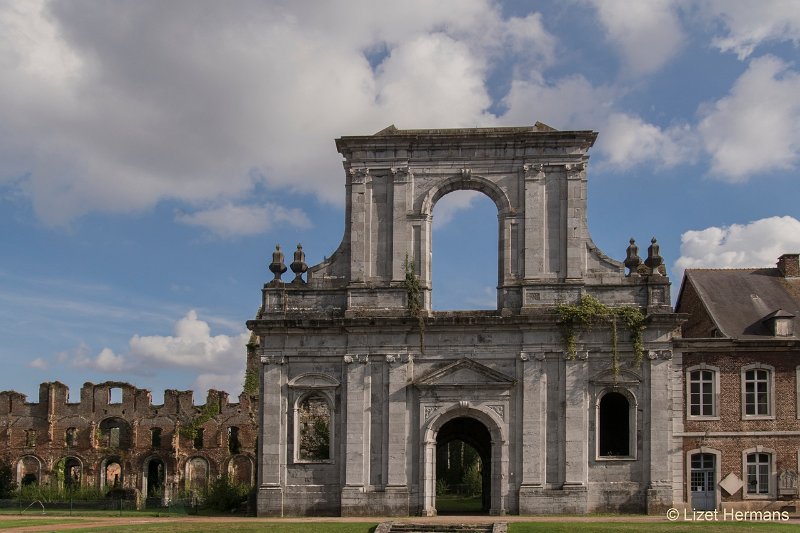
[0, 381, 257, 504]
[249, 124, 683, 516]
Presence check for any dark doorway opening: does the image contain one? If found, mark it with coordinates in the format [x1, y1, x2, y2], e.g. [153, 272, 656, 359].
[435, 416, 491, 515]
[146, 459, 165, 501]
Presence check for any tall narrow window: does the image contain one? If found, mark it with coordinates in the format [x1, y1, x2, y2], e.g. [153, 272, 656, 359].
[689, 369, 716, 416]
[598, 392, 630, 457]
[744, 368, 770, 416]
[746, 453, 771, 495]
[109, 427, 120, 448]
[193, 428, 204, 449]
[297, 394, 331, 461]
[25, 430, 36, 448]
[228, 426, 241, 454]
[109, 387, 122, 404]
[151, 428, 162, 448]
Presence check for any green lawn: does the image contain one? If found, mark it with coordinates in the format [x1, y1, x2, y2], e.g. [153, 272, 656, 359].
[63, 522, 378, 533]
[436, 494, 483, 513]
[508, 523, 798, 532]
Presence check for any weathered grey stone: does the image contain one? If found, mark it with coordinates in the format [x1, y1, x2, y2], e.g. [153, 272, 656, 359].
[249, 125, 682, 516]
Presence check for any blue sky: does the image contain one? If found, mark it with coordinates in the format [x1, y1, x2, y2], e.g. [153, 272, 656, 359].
[2, 0, 800, 401]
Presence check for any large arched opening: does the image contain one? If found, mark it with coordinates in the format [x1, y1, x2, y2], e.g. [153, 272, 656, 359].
[422, 407, 506, 516]
[143, 457, 166, 502]
[431, 190, 499, 311]
[435, 417, 491, 514]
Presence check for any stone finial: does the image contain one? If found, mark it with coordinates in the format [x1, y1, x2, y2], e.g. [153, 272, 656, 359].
[269, 244, 287, 282]
[290, 243, 308, 284]
[644, 237, 664, 274]
[624, 238, 640, 276]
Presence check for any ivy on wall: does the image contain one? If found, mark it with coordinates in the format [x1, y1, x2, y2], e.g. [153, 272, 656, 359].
[556, 294, 645, 376]
[179, 402, 220, 441]
[404, 255, 425, 353]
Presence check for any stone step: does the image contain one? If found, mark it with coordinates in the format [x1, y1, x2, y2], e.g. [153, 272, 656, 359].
[387, 524, 494, 533]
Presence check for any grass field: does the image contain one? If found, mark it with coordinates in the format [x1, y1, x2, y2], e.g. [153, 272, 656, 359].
[1, 517, 798, 533]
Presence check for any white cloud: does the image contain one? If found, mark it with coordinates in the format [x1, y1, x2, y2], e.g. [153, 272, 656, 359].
[194, 371, 246, 397]
[703, 0, 800, 60]
[599, 113, 697, 170]
[29, 357, 49, 370]
[79, 311, 248, 383]
[0, 0, 556, 227]
[588, 0, 684, 76]
[673, 216, 800, 281]
[698, 55, 800, 181]
[175, 202, 311, 238]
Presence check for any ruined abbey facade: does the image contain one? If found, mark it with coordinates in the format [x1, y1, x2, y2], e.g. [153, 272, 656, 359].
[248, 124, 684, 516]
[0, 380, 258, 504]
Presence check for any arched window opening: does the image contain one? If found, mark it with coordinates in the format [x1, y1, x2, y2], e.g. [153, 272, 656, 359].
[186, 457, 209, 493]
[104, 460, 122, 489]
[228, 426, 241, 454]
[431, 190, 498, 311]
[297, 394, 331, 461]
[229, 455, 253, 486]
[598, 392, 630, 457]
[99, 418, 131, 449]
[65, 427, 78, 447]
[18, 456, 40, 487]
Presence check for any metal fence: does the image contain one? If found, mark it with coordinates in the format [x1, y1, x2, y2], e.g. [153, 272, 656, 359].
[0, 497, 196, 515]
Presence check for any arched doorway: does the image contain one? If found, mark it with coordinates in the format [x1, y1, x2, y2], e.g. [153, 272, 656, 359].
[435, 417, 491, 514]
[422, 407, 506, 516]
[143, 458, 166, 502]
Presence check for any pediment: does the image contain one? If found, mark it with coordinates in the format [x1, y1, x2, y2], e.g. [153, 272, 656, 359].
[415, 358, 516, 389]
[288, 373, 339, 389]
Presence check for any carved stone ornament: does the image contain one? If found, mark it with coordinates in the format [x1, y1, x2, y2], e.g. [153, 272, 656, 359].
[647, 350, 659, 360]
[391, 166, 412, 182]
[349, 167, 370, 183]
[385, 354, 397, 364]
[460, 168, 472, 178]
[262, 353, 285, 365]
[489, 405, 505, 419]
[534, 352, 546, 361]
[343, 355, 354, 364]
[344, 354, 368, 364]
[459, 400, 470, 408]
[423, 406, 438, 420]
[577, 350, 589, 361]
[523, 163, 544, 179]
[519, 352, 530, 362]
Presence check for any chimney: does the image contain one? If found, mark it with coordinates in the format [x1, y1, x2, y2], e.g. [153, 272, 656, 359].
[777, 254, 800, 278]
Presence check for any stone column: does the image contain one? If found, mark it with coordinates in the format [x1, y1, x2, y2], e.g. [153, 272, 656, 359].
[342, 354, 370, 515]
[257, 353, 285, 516]
[565, 164, 586, 280]
[391, 167, 413, 281]
[647, 351, 674, 513]
[518, 352, 546, 512]
[349, 168, 370, 282]
[385, 354, 410, 514]
[563, 355, 588, 491]
[523, 164, 545, 278]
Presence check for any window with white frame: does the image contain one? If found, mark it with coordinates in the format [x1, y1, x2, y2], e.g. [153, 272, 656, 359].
[746, 452, 771, 495]
[688, 366, 718, 417]
[743, 365, 773, 417]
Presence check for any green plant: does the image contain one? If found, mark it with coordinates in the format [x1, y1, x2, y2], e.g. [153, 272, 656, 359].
[0, 460, 16, 498]
[556, 294, 645, 377]
[180, 402, 220, 441]
[404, 255, 425, 353]
[201, 475, 250, 512]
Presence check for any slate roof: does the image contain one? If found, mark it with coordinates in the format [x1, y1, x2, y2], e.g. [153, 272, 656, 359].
[679, 267, 800, 339]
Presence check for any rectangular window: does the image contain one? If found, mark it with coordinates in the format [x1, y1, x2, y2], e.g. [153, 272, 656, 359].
[194, 428, 204, 449]
[745, 369, 770, 416]
[228, 426, 241, 454]
[25, 430, 36, 447]
[109, 427, 120, 448]
[151, 428, 162, 448]
[746, 453, 770, 494]
[690, 370, 715, 416]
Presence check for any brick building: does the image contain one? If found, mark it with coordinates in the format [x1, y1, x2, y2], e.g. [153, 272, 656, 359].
[674, 253, 800, 512]
[0, 380, 258, 504]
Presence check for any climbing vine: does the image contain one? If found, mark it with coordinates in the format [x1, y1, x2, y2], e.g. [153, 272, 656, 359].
[556, 294, 645, 376]
[179, 402, 220, 441]
[404, 255, 425, 353]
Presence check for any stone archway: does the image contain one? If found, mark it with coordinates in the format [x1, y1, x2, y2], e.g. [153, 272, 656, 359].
[435, 417, 492, 514]
[143, 457, 166, 502]
[421, 406, 507, 516]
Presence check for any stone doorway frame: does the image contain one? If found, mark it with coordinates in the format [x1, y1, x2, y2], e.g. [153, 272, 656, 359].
[421, 405, 507, 516]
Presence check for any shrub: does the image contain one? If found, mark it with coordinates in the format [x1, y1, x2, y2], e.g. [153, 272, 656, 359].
[202, 476, 250, 512]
